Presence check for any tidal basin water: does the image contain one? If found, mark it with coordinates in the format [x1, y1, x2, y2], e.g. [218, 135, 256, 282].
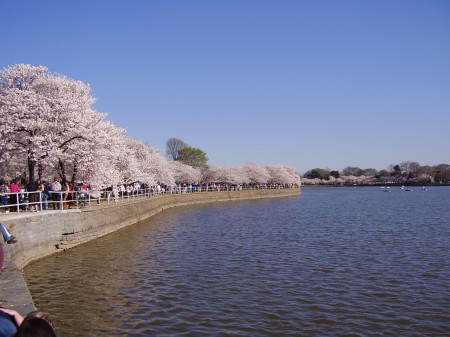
[24, 187, 450, 336]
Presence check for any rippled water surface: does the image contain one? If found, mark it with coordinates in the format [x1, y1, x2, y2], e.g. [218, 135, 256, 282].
[24, 187, 450, 336]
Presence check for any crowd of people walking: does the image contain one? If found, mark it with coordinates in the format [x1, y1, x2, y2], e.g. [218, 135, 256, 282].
[1, 179, 299, 214]
[0, 180, 92, 213]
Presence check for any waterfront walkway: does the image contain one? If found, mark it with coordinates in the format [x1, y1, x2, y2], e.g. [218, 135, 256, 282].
[1, 184, 298, 215]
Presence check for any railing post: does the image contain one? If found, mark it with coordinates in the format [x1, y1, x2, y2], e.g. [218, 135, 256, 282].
[16, 192, 20, 213]
[38, 191, 42, 211]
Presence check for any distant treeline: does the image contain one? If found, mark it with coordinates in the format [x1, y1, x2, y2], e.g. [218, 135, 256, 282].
[302, 161, 450, 185]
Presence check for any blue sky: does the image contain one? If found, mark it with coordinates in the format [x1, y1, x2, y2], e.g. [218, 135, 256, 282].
[2, 0, 449, 174]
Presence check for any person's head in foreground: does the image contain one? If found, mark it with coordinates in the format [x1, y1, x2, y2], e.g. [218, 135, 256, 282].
[13, 317, 56, 337]
[22, 312, 54, 333]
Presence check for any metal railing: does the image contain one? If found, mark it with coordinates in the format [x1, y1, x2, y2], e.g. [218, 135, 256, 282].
[0, 184, 300, 214]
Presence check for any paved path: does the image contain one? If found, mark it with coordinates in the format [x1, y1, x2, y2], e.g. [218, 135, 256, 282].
[0, 243, 36, 316]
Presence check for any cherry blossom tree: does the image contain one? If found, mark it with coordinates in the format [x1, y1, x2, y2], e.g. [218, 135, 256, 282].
[119, 138, 175, 186]
[244, 162, 270, 185]
[72, 120, 128, 189]
[273, 165, 301, 185]
[46, 82, 113, 184]
[202, 166, 242, 184]
[0, 65, 52, 182]
[201, 166, 227, 183]
[227, 166, 250, 185]
[220, 166, 250, 185]
[170, 161, 201, 184]
[0, 64, 108, 184]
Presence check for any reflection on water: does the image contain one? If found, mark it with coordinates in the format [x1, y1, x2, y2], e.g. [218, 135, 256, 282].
[24, 187, 450, 336]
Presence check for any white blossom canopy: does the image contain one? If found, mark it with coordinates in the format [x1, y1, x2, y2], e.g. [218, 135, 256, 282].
[0, 64, 301, 189]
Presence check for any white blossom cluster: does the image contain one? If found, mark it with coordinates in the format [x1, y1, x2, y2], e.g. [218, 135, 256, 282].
[0, 64, 301, 189]
[199, 163, 301, 186]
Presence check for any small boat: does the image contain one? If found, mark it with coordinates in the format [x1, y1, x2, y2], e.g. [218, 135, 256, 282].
[383, 187, 391, 192]
[420, 186, 427, 191]
[404, 187, 412, 191]
[400, 185, 405, 190]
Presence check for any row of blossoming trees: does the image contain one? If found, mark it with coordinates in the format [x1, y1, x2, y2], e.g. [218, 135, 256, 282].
[0, 64, 301, 193]
[301, 163, 450, 185]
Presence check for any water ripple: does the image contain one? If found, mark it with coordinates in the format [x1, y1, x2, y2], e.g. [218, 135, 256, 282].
[24, 187, 450, 336]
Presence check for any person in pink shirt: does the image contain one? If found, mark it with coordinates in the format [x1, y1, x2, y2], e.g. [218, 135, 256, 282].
[8, 180, 21, 212]
[78, 182, 88, 208]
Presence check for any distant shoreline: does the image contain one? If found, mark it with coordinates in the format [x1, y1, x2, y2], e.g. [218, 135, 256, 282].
[301, 183, 450, 187]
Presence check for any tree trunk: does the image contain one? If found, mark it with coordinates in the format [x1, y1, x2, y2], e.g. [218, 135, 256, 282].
[38, 162, 43, 181]
[28, 158, 36, 183]
[58, 159, 68, 185]
[71, 162, 78, 185]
